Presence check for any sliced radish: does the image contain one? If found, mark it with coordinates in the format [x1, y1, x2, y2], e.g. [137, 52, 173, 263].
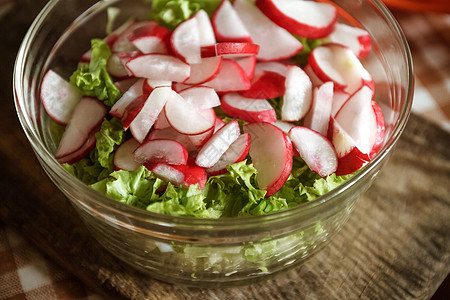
[255, 0, 338, 39]
[188, 127, 215, 150]
[164, 91, 216, 135]
[57, 130, 97, 164]
[113, 138, 141, 171]
[239, 70, 286, 99]
[153, 110, 171, 130]
[212, 0, 253, 43]
[369, 101, 385, 159]
[254, 61, 288, 76]
[202, 59, 251, 93]
[232, 55, 256, 79]
[106, 51, 141, 79]
[193, 9, 216, 48]
[126, 54, 190, 82]
[133, 139, 188, 165]
[112, 20, 153, 53]
[183, 56, 222, 85]
[308, 43, 374, 94]
[178, 86, 221, 109]
[114, 77, 138, 94]
[195, 120, 241, 168]
[215, 42, 260, 58]
[142, 78, 172, 94]
[334, 85, 377, 159]
[109, 78, 145, 119]
[129, 86, 172, 143]
[328, 23, 371, 59]
[121, 94, 149, 130]
[233, 0, 303, 61]
[303, 63, 324, 87]
[127, 21, 171, 54]
[221, 93, 277, 123]
[55, 97, 107, 158]
[206, 133, 251, 175]
[148, 126, 197, 152]
[289, 126, 337, 177]
[272, 120, 295, 133]
[244, 122, 293, 197]
[40, 69, 82, 125]
[303, 81, 334, 136]
[150, 161, 207, 190]
[170, 16, 202, 64]
[331, 90, 350, 117]
[281, 65, 313, 122]
[214, 116, 226, 133]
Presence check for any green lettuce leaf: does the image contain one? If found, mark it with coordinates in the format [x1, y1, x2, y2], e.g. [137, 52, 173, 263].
[70, 39, 121, 106]
[148, 0, 221, 30]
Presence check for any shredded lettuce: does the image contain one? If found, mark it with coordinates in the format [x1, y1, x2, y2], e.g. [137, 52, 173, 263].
[147, 0, 221, 30]
[70, 39, 121, 106]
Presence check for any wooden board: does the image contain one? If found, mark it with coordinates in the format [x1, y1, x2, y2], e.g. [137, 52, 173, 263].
[1, 1, 449, 299]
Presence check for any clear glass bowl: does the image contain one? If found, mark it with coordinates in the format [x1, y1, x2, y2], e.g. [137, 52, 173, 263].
[13, 0, 413, 287]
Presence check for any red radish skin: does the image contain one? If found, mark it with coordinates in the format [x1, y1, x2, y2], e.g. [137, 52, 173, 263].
[55, 97, 107, 158]
[129, 86, 172, 143]
[233, 0, 303, 61]
[142, 79, 172, 94]
[281, 65, 313, 122]
[244, 122, 293, 197]
[220, 93, 277, 123]
[328, 23, 371, 59]
[133, 139, 188, 165]
[239, 70, 286, 99]
[40, 69, 82, 125]
[150, 162, 208, 190]
[188, 127, 215, 150]
[126, 54, 190, 82]
[113, 138, 141, 171]
[121, 94, 149, 130]
[127, 21, 171, 54]
[195, 120, 241, 168]
[183, 56, 222, 85]
[206, 133, 251, 175]
[170, 17, 202, 64]
[303, 81, 334, 136]
[303, 64, 324, 87]
[212, 0, 253, 43]
[255, 0, 338, 39]
[148, 126, 197, 152]
[109, 78, 145, 119]
[57, 130, 97, 164]
[232, 55, 256, 80]
[215, 42, 260, 58]
[213, 116, 226, 133]
[112, 20, 153, 53]
[289, 126, 337, 177]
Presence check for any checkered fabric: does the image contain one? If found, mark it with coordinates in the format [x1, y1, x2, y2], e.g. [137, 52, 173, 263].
[0, 8, 449, 300]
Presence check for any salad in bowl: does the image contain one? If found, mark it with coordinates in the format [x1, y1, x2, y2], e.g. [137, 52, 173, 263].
[14, 0, 412, 286]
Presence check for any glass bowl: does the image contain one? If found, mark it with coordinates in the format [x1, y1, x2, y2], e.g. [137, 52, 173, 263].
[13, 0, 413, 287]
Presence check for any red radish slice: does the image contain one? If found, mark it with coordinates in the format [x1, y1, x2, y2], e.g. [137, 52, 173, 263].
[150, 162, 207, 189]
[113, 138, 141, 171]
[308, 43, 374, 94]
[127, 21, 170, 54]
[153, 110, 171, 130]
[289, 126, 337, 177]
[57, 130, 97, 164]
[328, 23, 371, 59]
[233, 0, 303, 61]
[148, 126, 197, 152]
[221, 93, 277, 123]
[304, 64, 324, 87]
[195, 120, 241, 168]
[121, 94, 149, 130]
[281, 65, 313, 122]
[112, 20, 153, 53]
[206, 133, 251, 175]
[178, 86, 220, 109]
[164, 91, 216, 135]
[149, 163, 185, 186]
[214, 116, 226, 133]
[193, 9, 216, 48]
[215, 42, 260, 58]
[142, 78, 172, 94]
[255, 0, 338, 39]
[212, 0, 253, 43]
[106, 51, 141, 79]
[170, 17, 202, 64]
[129, 86, 172, 143]
[188, 127, 215, 149]
[244, 122, 293, 197]
[126, 54, 190, 82]
[183, 56, 222, 85]
[40, 69, 82, 125]
[239, 70, 286, 99]
[331, 90, 350, 117]
[55, 97, 107, 158]
[272, 120, 295, 133]
[369, 101, 385, 159]
[114, 77, 138, 94]
[110, 78, 145, 119]
[254, 61, 288, 76]
[303, 81, 334, 136]
[335, 85, 377, 159]
[133, 139, 188, 165]
[232, 55, 256, 79]
[202, 59, 251, 93]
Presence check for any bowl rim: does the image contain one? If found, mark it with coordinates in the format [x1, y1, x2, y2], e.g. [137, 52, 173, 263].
[13, 0, 414, 228]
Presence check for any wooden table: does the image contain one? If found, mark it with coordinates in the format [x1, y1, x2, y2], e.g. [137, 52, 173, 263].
[1, 1, 449, 299]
